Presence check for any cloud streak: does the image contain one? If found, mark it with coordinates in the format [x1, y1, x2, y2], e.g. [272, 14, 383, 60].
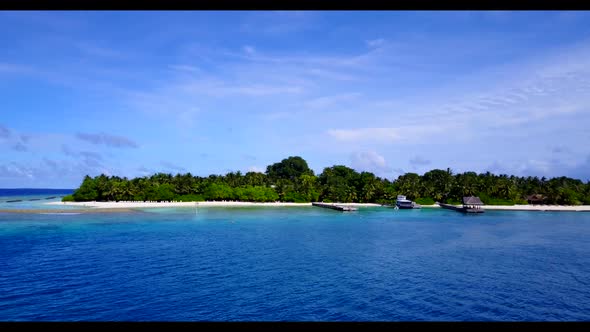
[409, 156, 431, 168]
[327, 124, 451, 144]
[76, 132, 139, 148]
[0, 124, 11, 138]
[12, 142, 27, 152]
[160, 161, 186, 172]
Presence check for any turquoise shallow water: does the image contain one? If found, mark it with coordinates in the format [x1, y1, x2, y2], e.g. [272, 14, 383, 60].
[0, 205, 589, 321]
[0, 189, 75, 210]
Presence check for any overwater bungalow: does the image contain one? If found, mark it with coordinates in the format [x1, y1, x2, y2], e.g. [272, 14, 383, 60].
[439, 196, 484, 213]
[462, 196, 484, 213]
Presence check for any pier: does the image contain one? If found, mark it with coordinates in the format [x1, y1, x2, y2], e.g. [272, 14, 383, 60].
[439, 196, 485, 214]
[312, 202, 358, 212]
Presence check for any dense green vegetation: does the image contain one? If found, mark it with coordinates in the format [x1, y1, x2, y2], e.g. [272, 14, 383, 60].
[66, 156, 590, 205]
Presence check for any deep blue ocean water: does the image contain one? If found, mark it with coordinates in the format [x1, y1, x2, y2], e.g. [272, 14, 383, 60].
[0, 194, 589, 321]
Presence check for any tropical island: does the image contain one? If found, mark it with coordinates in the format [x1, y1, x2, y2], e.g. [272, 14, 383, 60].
[61, 156, 590, 207]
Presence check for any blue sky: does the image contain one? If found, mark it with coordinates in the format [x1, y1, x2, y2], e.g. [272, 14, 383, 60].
[1, 11, 590, 188]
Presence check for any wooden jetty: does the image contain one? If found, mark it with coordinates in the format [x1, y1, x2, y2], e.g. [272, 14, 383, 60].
[439, 196, 485, 214]
[312, 202, 358, 212]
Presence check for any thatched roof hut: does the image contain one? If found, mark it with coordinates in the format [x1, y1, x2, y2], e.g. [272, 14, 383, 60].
[526, 194, 546, 204]
[463, 196, 484, 210]
[463, 196, 483, 205]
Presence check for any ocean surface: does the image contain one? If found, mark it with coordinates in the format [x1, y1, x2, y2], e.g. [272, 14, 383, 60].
[0, 189, 74, 210]
[0, 190, 589, 321]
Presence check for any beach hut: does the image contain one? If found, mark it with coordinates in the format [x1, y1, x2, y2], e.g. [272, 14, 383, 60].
[526, 194, 546, 205]
[462, 196, 484, 211]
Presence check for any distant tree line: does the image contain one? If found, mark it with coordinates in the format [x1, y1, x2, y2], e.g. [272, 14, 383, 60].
[64, 156, 590, 205]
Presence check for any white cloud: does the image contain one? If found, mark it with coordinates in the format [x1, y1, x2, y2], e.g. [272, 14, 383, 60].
[248, 166, 264, 173]
[243, 45, 256, 55]
[168, 65, 201, 73]
[303, 93, 361, 110]
[327, 124, 451, 144]
[0, 158, 116, 187]
[350, 150, 390, 175]
[366, 38, 385, 48]
[328, 128, 400, 143]
[0, 162, 34, 180]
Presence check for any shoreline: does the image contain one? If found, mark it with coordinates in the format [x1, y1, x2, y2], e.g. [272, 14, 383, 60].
[40, 201, 590, 212]
[421, 204, 590, 212]
[0, 208, 140, 214]
[46, 201, 315, 208]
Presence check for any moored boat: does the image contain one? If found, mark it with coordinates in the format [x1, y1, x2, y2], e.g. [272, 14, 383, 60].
[395, 195, 421, 209]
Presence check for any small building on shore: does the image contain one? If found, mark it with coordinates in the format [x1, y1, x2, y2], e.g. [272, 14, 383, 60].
[462, 196, 484, 210]
[526, 194, 546, 205]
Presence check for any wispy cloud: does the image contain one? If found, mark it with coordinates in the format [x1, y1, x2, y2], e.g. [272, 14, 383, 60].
[11, 142, 28, 152]
[247, 166, 264, 173]
[160, 161, 186, 172]
[350, 150, 391, 175]
[170, 73, 306, 97]
[168, 64, 201, 73]
[242, 154, 257, 161]
[324, 40, 590, 151]
[0, 63, 35, 75]
[243, 45, 256, 55]
[240, 11, 319, 35]
[303, 93, 361, 110]
[61, 144, 104, 170]
[76, 132, 139, 148]
[551, 146, 572, 154]
[75, 41, 128, 59]
[0, 157, 114, 187]
[485, 154, 590, 181]
[0, 162, 34, 180]
[328, 128, 399, 143]
[327, 124, 451, 144]
[366, 38, 385, 49]
[409, 156, 431, 168]
[0, 124, 10, 138]
[0, 125, 34, 152]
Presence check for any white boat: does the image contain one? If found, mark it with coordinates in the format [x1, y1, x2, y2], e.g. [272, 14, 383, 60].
[395, 195, 421, 209]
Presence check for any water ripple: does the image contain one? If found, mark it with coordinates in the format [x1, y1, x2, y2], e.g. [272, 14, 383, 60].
[0, 208, 589, 321]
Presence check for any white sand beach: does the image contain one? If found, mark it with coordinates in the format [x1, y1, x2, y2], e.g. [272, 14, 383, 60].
[421, 203, 590, 212]
[482, 205, 590, 212]
[46, 201, 313, 208]
[44, 201, 590, 211]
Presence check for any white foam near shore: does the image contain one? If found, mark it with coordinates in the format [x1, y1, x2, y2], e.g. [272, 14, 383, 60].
[44, 201, 590, 211]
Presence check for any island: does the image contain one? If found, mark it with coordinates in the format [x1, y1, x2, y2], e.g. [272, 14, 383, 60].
[55, 156, 590, 211]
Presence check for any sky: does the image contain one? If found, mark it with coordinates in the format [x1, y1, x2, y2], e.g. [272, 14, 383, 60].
[1, 11, 590, 188]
